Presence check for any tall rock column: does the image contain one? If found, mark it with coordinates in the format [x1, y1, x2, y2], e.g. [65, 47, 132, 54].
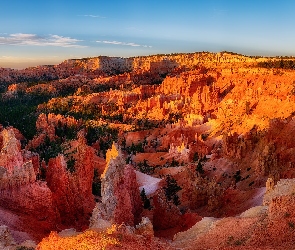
[91, 143, 142, 227]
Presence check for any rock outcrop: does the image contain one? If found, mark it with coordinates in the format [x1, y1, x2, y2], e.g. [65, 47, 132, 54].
[37, 224, 173, 250]
[0, 128, 24, 173]
[0, 225, 16, 249]
[3, 52, 295, 248]
[91, 143, 142, 227]
[135, 217, 154, 238]
[152, 189, 182, 230]
[172, 178, 295, 249]
[0, 128, 57, 221]
[0, 128, 58, 242]
[46, 136, 95, 227]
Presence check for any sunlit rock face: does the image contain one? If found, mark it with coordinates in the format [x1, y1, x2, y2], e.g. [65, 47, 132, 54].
[91, 143, 142, 227]
[46, 135, 96, 226]
[0, 128, 24, 173]
[37, 224, 173, 250]
[0, 128, 58, 232]
[0, 127, 96, 238]
[28, 113, 81, 149]
[3, 52, 295, 248]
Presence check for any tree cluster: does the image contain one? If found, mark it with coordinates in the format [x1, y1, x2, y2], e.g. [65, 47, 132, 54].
[257, 60, 295, 70]
[163, 175, 182, 206]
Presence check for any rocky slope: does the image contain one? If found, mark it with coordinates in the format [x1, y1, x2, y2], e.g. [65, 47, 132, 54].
[1, 51, 295, 249]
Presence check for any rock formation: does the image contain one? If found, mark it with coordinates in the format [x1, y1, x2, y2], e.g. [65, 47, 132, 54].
[152, 189, 182, 230]
[91, 143, 142, 227]
[2, 52, 295, 248]
[0, 128, 58, 240]
[0, 225, 16, 249]
[37, 224, 173, 250]
[172, 179, 295, 249]
[45, 135, 96, 227]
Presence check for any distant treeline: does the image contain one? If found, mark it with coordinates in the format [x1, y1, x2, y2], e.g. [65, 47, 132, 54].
[257, 60, 295, 70]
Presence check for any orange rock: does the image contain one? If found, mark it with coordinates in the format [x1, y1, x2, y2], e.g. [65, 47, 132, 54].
[46, 140, 95, 227]
[92, 144, 142, 226]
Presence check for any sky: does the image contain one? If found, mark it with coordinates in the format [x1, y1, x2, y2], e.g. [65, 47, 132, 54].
[0, 0, 295, 69]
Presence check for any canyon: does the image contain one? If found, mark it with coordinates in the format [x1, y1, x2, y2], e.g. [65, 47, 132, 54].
[1, 51, 295, 249]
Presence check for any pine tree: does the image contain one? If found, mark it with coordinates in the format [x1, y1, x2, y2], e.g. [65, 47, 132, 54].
[140, 188, 152, 210]
[163, 175, 182, 206]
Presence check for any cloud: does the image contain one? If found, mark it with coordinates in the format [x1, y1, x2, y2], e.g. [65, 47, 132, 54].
[78, 14, 106, 18]
[0, 33, 86, 48]
[96, 40, 152, 48]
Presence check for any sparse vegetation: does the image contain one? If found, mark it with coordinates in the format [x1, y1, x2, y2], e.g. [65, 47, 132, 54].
[0, 91, 52, 140]
[257, 59, 295, 70]
[137, 159, 154, 174]
[140, 188, 152, 210]
[233, 170, 242, 183]
[196, 155, 207, 174]
[92, 169, 101, 196]
[66, 156, 76, 173]
[86, 125, 119, 156]
[284, 212, 291, 218]
[201, 133, 209, 141]
[227, 236, 246, 246]
[163, 175, 182, 206]
[196, 160, 204, 174]
[169, 158, 180, 167]
[126, 142, 144, 154]
[249, 181, 255, 187]
[55, 120, 79, 140]
[32, 136, 64, 164]
[192, 152, 199, 162]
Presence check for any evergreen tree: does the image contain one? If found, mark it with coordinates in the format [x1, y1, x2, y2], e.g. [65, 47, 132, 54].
[163, 175, 182, 206]
[140, 188, 152, 210]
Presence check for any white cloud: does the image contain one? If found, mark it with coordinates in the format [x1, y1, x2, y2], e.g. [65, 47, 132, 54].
[78, 14, 106, 18]
[96, 40, 152, 48]
[0, 33, 86, 48]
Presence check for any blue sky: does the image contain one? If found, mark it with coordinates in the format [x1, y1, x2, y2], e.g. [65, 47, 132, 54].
[1, 0, 295, 68]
